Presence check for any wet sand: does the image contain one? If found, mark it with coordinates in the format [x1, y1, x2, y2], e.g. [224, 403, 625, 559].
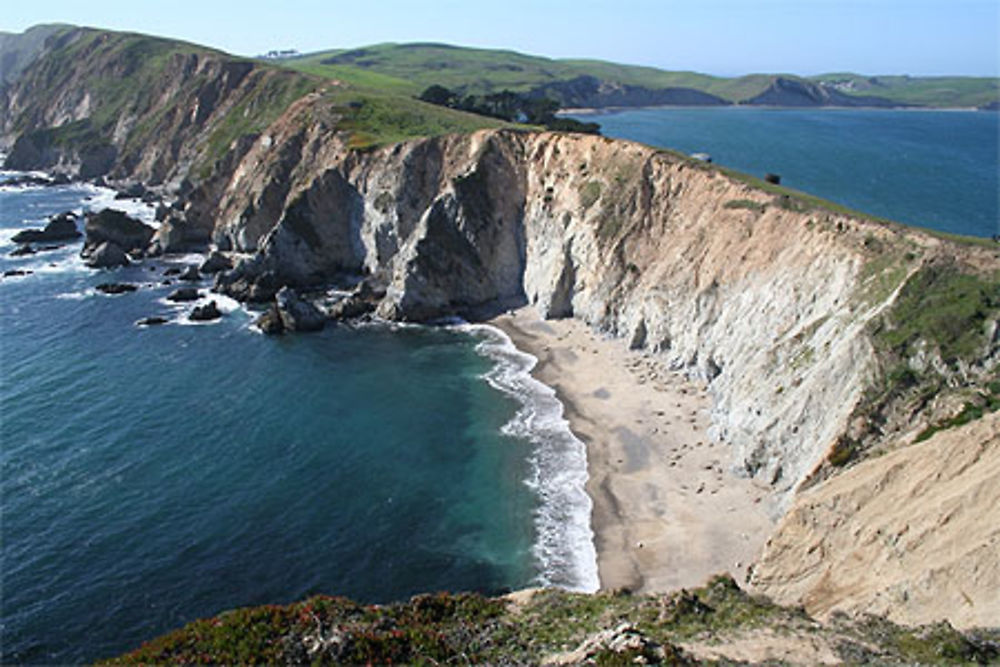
[490, 306, 777, 593]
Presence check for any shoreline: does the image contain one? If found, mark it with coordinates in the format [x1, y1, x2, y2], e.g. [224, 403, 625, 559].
[490, 306, 778, 593]
[559, 104, 988, 115]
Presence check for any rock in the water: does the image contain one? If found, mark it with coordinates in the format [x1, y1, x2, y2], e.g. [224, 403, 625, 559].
[3, 269, 32, 277]
[166, 287, 200, 302]
[85, 241, 129, 268]
[178, 265, 201, 282]
[83, 209, 154, 254]
[9, 244, 36, 256]
[214, 265, 282, 303]
[163, 267, 182, 276]
[274, 286, 326, 332]
[137, 316, 169, 327]
[1, 174, 55, 188]
[147, 213, 211, 256]
[255, 288, 326, 334]
[189, 301, 222, 321]
[199, 251, 232, 274]
[11, 212, 81, 244]
[114, 182, 147, 200]
[327, 294, 376, 320]
[255, 305, 285, 335]
[95, 282, 138, 295]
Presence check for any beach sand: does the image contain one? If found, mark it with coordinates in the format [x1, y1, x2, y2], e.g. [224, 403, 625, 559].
[490, 306, 778, 593]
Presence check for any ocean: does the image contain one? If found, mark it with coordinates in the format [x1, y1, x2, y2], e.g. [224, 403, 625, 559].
[568, 107, 999, 238]
[2, 107, 997, 664]
[0, 178, 596, 663]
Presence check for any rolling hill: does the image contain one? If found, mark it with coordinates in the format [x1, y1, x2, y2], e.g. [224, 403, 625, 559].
[283, 42, 999, 109]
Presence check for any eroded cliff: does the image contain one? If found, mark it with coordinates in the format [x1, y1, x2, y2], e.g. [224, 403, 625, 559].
[4, 27, 999, 630]
[198, 118, 998, 510]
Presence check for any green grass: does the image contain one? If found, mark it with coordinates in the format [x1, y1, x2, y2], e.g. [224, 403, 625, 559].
[811, 73, 1000, 108]
[579, 181, 602, 209]
[724, 198, 766, 213]
[329, 88, 515, 149]
[871, 263, 1000, 366]
[914, 385, 1000, 443]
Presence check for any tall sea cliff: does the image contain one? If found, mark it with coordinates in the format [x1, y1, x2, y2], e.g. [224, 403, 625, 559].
[3, 24, 999, 648]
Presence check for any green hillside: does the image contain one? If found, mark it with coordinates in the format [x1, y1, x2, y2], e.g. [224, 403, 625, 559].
[284, 42, 999, 108]
[810, 73, 999, 108]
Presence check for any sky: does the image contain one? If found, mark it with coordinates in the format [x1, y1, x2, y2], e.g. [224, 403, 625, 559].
[3, 0, 998, 77]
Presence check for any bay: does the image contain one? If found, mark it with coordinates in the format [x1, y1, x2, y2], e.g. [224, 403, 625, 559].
[569, 107, 999, 238]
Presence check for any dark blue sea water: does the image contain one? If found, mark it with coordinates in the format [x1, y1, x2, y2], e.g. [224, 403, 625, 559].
[0, 177, 596, 664]
[568, 108, 999, 238]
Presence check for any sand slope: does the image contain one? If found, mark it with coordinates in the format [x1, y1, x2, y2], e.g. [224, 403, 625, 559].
[750, 411, 1000, 629]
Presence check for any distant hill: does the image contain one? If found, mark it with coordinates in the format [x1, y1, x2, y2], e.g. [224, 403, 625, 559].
[285, 42, 999, 109]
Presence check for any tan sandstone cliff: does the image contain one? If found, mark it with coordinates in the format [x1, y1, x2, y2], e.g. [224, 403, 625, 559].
[4, 32, 999, 628]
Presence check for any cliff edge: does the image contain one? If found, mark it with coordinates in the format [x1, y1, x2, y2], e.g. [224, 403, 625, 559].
[3, 25, 999, 637]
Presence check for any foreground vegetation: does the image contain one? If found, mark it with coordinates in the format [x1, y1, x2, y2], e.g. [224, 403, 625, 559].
[101, 576, 999, 664]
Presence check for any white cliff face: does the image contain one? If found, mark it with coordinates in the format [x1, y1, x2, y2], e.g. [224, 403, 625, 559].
[207, 125, 995, 503]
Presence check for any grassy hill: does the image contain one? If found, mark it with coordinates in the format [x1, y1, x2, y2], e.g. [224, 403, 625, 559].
[284, 42, 999, 108]
[1, 26, 516, 180]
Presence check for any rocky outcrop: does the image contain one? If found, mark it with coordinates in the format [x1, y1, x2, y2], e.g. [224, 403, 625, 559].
[84, 241, 128, 268]
[189, 301, 221, 321]
[199, 251, 232, 274]
[11, 211, 80, 243]
[83, 209, 154, 254]
[166, 287, 200, 302]
[273, 287, 326, 332]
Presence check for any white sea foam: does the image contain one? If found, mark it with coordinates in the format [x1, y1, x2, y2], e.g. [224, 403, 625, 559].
[77, 184, 159, 227]
[460, 322, 600, 593]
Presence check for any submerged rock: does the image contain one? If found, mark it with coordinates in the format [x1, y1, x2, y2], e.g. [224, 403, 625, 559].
[9, 244, 36, 257]
[85, 241, 129, 269]
[137, 316, 169, 327]
[189, 301, 221, 321]
[95, 282, 138, 295]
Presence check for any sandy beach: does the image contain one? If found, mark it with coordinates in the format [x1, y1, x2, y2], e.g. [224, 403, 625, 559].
[490, 306, 778, 593]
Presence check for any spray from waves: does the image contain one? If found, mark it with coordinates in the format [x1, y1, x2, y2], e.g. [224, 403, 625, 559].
[77, 185, 160, 226]
[461, 322, 600, 593]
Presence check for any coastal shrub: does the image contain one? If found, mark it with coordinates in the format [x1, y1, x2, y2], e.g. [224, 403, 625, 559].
[873, 264, 1000, 366]
[827, 437, 856, 467]
[724, 198, 766, 213]
[579, 181, 602, 210]
[773, 194, 810, 213]
[914, 393, 1000, 442]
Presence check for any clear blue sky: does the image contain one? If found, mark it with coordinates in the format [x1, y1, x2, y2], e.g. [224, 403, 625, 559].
[3, 0, 998, 76]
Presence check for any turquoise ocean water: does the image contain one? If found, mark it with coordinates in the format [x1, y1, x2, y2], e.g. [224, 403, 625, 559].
[0, 179, 596, 663]
[1, 108, 997, 664]
[568, 108, 999, 238]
